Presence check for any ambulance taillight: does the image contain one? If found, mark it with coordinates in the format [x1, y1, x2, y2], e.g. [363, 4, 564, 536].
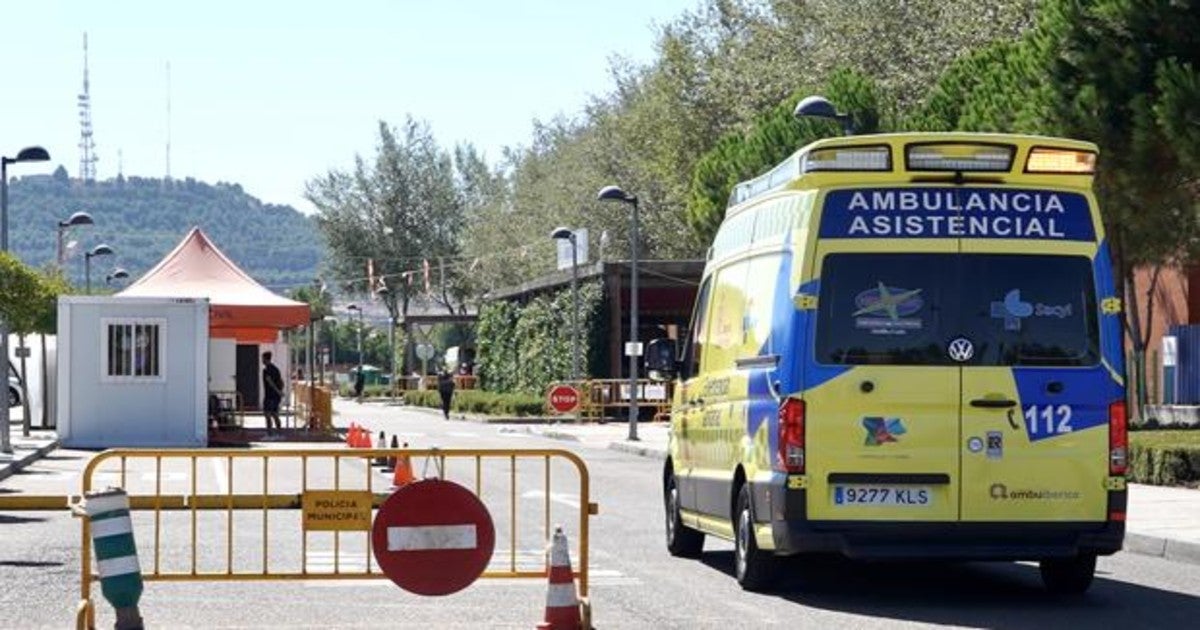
[778, 398, 806, 473]
[1109, 400, 1128, 475]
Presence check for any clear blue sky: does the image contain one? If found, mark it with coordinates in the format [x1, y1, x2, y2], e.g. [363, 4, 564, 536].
[0, 0, 696, 213]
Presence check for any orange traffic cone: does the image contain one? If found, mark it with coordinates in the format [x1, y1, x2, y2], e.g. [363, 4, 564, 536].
[346, 423, 359, 447]
[391, 442, 414, 488]
[537, 526, 581, 630]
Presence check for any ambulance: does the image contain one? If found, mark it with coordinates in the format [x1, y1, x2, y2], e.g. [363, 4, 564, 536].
[647, 131, 1127, 594]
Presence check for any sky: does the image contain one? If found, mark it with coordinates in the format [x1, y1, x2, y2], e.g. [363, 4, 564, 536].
[0, 0, 697, 213]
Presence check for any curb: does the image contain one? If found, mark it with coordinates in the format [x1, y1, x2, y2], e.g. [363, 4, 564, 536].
[1124, 531, 1200, 566]
[0, 439, 60, 483]
[608, 441, 667, 459]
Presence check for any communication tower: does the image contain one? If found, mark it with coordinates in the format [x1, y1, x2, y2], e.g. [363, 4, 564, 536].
[78, 32, 98, 182]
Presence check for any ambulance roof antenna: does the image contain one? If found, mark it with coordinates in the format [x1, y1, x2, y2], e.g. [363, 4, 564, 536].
[793, 95, 855, 136]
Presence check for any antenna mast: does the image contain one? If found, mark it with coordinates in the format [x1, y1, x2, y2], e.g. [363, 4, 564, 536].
[78, 32, 98, 182]
[165, 61, 172, 180]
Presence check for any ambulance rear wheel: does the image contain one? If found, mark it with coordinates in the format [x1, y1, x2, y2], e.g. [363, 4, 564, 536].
[734, 484, 776, 591]
[1039, 554, 1096, 594]
[665, 473, 704, 558]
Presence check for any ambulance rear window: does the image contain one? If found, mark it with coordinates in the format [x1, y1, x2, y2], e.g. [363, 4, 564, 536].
[816, 253, 1100, 366]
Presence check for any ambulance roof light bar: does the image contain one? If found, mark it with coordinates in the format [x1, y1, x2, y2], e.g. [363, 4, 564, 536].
[794, 96, 855, 136]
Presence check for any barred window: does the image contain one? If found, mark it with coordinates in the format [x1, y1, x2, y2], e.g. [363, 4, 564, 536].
[104, 319, 165, 380]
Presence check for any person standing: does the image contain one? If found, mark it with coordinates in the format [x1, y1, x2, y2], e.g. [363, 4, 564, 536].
[437, 368, 456, 420]
[261, 351, 285, 437]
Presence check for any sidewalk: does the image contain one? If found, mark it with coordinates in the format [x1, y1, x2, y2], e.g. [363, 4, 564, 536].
[0, 422, 59, 483]
[3, 410, 1198, 567]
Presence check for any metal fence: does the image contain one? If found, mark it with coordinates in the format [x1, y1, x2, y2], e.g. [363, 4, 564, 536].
[70, 447, 596, 629]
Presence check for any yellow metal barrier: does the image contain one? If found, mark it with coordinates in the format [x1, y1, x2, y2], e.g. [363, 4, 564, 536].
[291, 383, 333, 433]
[72, 447, 596, 629]
[548, 379, 673, 423]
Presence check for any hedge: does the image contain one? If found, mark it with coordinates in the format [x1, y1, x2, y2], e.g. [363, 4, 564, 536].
[1129, 430, 1200, 486]
[401, 389, 545, 417]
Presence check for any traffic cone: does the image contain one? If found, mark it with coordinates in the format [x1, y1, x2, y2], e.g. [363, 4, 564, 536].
[391, 442, 414, 488]
[537, 526, 581, 630]
[346, 423, 360, 447]
[386, 435, 400, 471]
[374, 431, 389, 466]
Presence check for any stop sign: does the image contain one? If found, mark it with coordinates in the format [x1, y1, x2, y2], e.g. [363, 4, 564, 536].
[547, 384, 580, 414]
[371, 479, 495, 596]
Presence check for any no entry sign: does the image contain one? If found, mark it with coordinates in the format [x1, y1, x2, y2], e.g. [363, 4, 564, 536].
[547, 384, 580, 414]
[371, 479, 496, 596]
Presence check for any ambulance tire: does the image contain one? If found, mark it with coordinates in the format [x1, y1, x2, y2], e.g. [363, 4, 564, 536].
[1039, 554, 1096, 595]
[734, 484, 776, 591]
[664, 474, 704, 558]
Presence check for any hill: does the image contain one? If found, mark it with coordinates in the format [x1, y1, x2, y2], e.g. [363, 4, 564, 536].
[4, 167, 324, 292]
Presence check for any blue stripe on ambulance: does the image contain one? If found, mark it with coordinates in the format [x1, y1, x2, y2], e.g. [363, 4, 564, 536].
[1011, 368, 1113, 442]
[747, 248, 797, 457]
[1095, 240, 1126, 379]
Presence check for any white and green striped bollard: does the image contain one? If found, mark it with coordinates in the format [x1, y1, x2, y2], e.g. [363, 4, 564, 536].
[73, 487, 144, 630]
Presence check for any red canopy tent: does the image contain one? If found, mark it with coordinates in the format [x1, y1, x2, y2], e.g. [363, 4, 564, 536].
[118, 227, 310, 342]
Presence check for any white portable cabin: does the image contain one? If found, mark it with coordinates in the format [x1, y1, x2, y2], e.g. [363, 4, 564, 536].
[58, 296, 209, 448]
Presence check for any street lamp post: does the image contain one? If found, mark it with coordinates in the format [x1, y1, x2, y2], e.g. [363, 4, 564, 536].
[551, 227, 581, 381]
[84, 243, 114, 294]
[375, 286, 397, 395]
[323, 315, 338, 390]
[1, 146, 51, 455]
[598, 185, 641, 441]
[347, 304, 364, 386]
[57, 211, 94, 268]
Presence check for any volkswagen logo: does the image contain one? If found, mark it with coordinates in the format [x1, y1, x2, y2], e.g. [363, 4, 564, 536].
[947, 337, 975, 362]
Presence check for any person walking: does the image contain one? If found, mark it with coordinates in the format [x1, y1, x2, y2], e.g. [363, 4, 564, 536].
[437, 368, 456, 420]
[261, 351, 285, 437]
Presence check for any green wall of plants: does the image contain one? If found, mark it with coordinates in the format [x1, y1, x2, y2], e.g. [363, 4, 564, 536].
[476, 280, 607, 394]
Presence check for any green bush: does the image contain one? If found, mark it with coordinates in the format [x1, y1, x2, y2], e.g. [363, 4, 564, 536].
[402, 389, 545, 417]
[1129, 431, 1200, 486]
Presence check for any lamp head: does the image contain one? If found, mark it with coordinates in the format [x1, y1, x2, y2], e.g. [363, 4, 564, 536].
[597, 185, 636, 204]
[550, 227, 575, 241]
[87, 243, 114, 258]
[110, 268, 129, 280]
[793, 95, 855, 135]
[60, 211, 95, 228]
[7, 146, 51, 164]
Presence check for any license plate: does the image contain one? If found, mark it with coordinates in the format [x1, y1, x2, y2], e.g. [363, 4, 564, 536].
[832, 485, 932, 506]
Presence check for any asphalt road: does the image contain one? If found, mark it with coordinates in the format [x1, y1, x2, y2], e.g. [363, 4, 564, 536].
[2, 403, 1200, 628]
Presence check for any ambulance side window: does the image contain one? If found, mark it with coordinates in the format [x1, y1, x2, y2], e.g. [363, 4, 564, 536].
[682, 279, 713, 379]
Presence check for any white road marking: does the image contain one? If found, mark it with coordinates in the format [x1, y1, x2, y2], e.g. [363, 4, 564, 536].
[447, 431, 479, 438]
[521, 490, 581, 509]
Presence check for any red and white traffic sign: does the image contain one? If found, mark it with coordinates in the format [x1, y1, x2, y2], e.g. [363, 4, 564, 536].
[371, 479, 495, 596]
[547, 384, 580, 414]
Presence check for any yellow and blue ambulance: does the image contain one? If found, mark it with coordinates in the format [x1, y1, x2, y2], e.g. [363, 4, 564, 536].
[648, 132, 1128, 594]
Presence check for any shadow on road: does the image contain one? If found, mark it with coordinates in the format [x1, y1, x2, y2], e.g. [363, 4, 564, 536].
[698, 551, 1200, 628]
[0, 560, 63, 568]
[0, 514, 48, 524]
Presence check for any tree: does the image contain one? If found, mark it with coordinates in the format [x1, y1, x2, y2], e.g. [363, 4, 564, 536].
[686, 69, 885, 243]
[306, 118, 465, 373]
[0, 252, 69, 434]
[905, 0, 1200, 410]
[1034, 0, 1200, 411]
